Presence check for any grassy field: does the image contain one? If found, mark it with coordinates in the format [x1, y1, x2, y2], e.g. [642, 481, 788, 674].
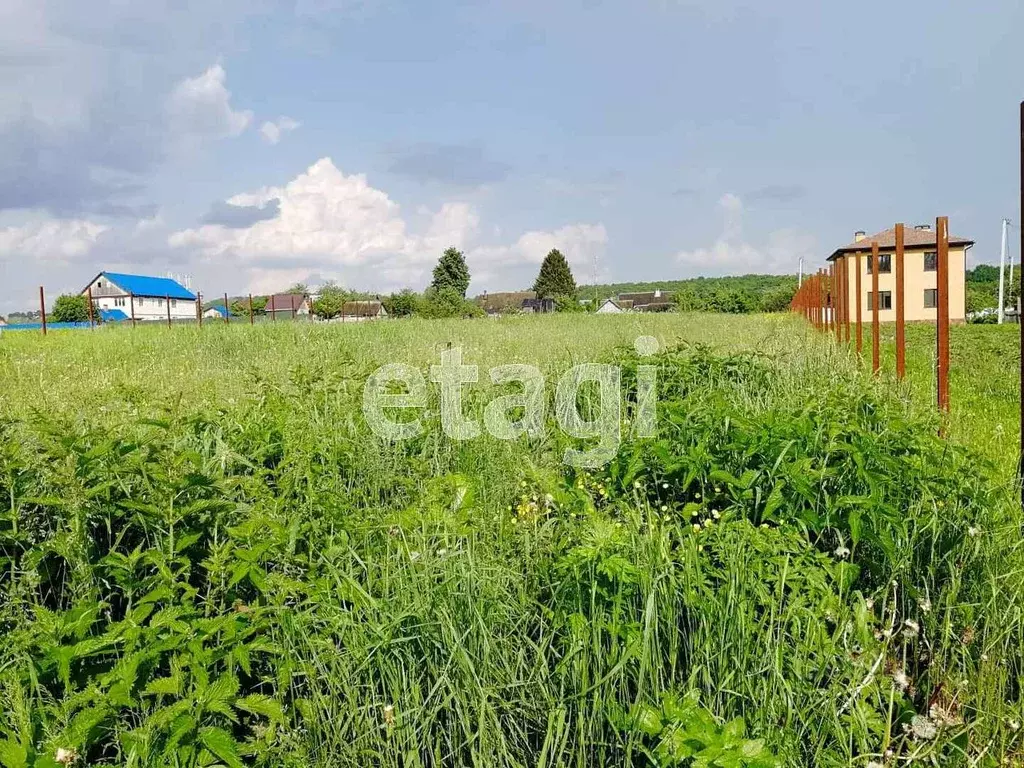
[0, 314, 1021, 767]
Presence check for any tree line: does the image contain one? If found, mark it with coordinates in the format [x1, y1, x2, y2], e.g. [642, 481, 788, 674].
[33, 250, 804, 324]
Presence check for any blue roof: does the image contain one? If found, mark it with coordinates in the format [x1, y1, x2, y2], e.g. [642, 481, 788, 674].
[102, 272, 196, 300]
[98, 308, 129, 322]
[207, 305, 229, 317]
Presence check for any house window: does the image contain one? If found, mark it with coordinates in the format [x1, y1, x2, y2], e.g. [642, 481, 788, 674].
[923, 289, 938, 308]
[136, 298, 144, 307]
[867, 254, 892, 274]
[114, 297, 125, 307]
[924, 252, 938, 271]
[867, 291, 893, 311]
[171, 299, 177, 308]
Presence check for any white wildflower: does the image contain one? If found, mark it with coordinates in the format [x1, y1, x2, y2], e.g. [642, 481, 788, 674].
[911, 714, 937, 740]
[662, 483, 669, 489]
[1009, 720, 1020, 732]
[968, 526, 980, 537]
[383, 704, 395, 725]
[918, 597, 932, 613]
[834, 545, 850, 559]
[55, 748, 77, 765]
[893, 669, 910, 691]
[981, 653, 989, 662]
[660, 505, 668, 512]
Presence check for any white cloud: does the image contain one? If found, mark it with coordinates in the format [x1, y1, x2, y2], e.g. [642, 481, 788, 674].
[0, 215, 108, 261]
[166, 64, 253, 143]
[259, 116, 301, 145]
[169, 157, 606, 293]
[676, 193, 814, 275]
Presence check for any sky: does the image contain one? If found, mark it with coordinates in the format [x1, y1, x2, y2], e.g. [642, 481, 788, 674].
[1, 0, 1022, 312]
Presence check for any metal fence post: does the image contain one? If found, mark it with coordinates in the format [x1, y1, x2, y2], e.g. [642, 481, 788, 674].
[936, 215, 950, 413]
[39, 286, 47, 336]
[248, 294, 255, 325]
[895, 223, 906, 378]
[871, 240, 880, 373]
[87, 286, 95, 328]
[166, 294, 171, 328]
[130, 293, 136, 329]
[224, 293, 230, 325]
[855, 251, 863, 355]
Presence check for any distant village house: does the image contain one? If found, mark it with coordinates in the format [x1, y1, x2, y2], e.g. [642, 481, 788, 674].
[82, 272, 197, 322]
[266, 293, 311, 318]
[338, 300, 388, 322]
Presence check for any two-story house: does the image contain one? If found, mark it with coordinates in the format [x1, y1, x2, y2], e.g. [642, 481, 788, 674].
[828, 225, 973, 323]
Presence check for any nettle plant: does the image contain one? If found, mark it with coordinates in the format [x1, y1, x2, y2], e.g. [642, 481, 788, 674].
[0, 415, 297, 767]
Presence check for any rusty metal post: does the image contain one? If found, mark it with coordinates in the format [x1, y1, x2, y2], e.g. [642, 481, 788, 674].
[248, 294, 255, 325]
[855, 250, 863, 354]
[270, 294, 276, 322]
[895, 223, 906, 378]
[87, 286, 95, 328]
[223, 293, 230, 325]
[39, 286, 47, 336]
[843, 256, 851, 342]
[936, 215, 950, 412]
[166, 294, 171, 328]
[130, 293, 136, 329]
[871, 241, 880, 373]
[197, 292, 203, 328]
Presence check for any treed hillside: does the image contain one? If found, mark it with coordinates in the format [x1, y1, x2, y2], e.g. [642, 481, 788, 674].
[581, 274, 799, 313]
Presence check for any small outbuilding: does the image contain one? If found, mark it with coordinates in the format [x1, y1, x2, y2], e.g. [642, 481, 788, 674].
[596, 298, 624, 314]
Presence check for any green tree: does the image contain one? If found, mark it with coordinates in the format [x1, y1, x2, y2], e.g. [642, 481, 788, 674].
[311, 283, 350, 320]
[430, 247, 471, 298]
[532, 249, 577, 299]
[51, 294, 91, 323]
[383, 289, 421, 317]
[419, 287, 483, 319]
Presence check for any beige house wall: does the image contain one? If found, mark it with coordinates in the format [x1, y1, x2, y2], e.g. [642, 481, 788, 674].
[836, 245, 966, 323]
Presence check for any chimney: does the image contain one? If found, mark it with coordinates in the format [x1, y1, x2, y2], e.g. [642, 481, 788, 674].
[915, 224, 932, 231]
[854, 230, 866, 242]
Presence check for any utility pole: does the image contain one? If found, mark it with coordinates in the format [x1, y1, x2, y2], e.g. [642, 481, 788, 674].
[999, 218, 1009, 324]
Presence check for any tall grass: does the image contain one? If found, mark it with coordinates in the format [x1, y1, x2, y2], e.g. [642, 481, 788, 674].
[0, 314, 1021, 767]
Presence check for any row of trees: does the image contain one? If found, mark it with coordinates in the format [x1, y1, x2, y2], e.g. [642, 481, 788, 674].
[38, 249, 802, 325]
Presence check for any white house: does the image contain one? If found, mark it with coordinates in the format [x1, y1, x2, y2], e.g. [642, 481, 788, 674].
[204, 305, 230, 320]
[596, 298, 624, 314]
[82, 272, 198, 322]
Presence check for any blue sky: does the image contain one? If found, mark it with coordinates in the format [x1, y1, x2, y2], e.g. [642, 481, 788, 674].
[1, 0, 1021, 312]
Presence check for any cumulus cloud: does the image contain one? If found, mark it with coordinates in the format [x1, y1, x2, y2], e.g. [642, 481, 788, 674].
[259, 116, 301, 145]
[167, 64, 253, 143]
[676, 193, 814, 275]
[169, 157, 605, 292]
[0, 215, 108, 261]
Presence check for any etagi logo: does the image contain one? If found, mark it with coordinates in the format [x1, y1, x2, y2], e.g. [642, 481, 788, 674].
[362, 336, 661, 468]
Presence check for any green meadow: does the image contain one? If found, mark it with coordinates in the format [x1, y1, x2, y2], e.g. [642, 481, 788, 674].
[0, 314, 1020, 767]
